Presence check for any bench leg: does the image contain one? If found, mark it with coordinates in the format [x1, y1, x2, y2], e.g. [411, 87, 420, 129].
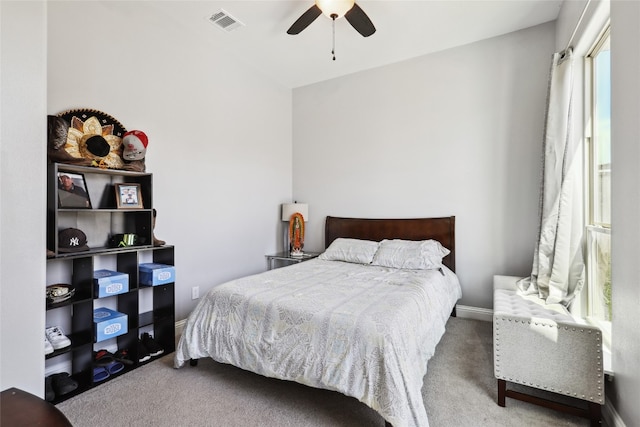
[589, 402, 602, 426]
[498, 379, 601, 425]
[497, 379, 506, 407]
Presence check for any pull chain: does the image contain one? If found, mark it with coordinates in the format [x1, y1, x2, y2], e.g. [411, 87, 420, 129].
[331, 14, 337, 61]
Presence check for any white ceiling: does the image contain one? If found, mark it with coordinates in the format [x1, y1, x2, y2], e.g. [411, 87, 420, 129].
[150, 1, 562, 88]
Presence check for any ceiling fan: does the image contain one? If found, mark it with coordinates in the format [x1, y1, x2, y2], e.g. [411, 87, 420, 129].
[287, 0, 376, 38]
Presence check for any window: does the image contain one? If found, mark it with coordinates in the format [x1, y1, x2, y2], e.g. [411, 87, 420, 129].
[585, 28, 611, 327]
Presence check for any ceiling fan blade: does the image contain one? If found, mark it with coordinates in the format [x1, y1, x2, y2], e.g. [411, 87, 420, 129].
[287, 5, 322, 35]
[344, 3, 376, 37]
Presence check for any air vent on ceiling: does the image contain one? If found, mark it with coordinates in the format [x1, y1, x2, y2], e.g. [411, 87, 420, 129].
[208, 9, 245, 33]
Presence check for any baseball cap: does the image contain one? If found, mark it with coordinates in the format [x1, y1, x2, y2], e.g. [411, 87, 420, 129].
[123, 130, 148, 161]
[58, 228, 90, 253]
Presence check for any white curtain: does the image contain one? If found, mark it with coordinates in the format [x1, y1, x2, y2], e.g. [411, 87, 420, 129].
[518, 49, 585, 306]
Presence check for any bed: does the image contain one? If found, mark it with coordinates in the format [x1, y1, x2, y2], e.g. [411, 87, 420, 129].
[175, 216, 461, 427]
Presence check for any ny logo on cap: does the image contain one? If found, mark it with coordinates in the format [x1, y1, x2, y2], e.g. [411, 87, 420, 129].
[69, 237, 80, 247]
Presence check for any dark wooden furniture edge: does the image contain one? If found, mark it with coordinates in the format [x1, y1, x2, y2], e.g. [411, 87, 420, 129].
[497, 379, 602, 426]
[324, 216, 456, 272]
[1, 387, 72, 427]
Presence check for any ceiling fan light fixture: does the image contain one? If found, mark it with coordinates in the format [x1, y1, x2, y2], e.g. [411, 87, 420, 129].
[315, 0, 355, 19]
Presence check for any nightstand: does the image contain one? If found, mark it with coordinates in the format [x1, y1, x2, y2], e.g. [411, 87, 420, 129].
[266, 252, 320, 270]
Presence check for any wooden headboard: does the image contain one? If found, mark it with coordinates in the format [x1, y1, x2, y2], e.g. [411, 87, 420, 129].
[324, 216, 456, 272]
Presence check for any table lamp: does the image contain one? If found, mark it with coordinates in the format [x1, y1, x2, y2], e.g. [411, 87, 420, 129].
[281, 203, 308, 256]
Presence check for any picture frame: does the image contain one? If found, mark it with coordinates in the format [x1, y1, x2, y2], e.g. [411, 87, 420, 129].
[115, 183, 143, 209]
[58, 172, 92, 208]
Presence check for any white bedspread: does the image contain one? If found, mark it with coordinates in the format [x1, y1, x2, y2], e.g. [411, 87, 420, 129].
[175, 259, 461, 427]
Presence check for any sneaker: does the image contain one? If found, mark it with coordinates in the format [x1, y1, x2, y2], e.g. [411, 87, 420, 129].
[141, 332, 164, 357]
[45, 335, 54, 355]
[45, 326, 71, 350]
[137, 339, 151, 363]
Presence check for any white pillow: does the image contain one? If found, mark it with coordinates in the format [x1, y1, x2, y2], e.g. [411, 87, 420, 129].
[319, 238, 380, 264]
[371, 239, 450, 270]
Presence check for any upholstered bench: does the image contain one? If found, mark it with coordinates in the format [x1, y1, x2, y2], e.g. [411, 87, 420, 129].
[493, 275, 604, 426]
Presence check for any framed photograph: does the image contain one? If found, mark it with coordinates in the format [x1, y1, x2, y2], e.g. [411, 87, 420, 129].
[58, 172, 92, 208]
[115, 183, 143, 209]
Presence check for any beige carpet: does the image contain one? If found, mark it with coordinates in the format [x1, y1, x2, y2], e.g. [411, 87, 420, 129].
[57, 317, 591, 426]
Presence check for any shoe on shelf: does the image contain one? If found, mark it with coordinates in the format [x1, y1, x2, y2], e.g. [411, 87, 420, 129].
[114, 348, 134, 366]
[140, 332, 164, 357]
[45, 335, 54, 355]
[138, 339, 151, 363]
[93, 349, 115, 366]
[45, 326, 71, 350]
[107, 360, 124, 375]
[44, 375, 55, 402]
[92, 366, 110, 383]
[49, 372, 78, 396]
[93, 349, 125, 375]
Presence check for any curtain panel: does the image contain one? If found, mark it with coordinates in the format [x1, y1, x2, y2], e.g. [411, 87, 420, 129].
[518, 49, 585, 306]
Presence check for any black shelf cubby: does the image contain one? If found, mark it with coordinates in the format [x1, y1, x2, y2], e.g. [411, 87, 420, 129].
[45, 163, 175, 403]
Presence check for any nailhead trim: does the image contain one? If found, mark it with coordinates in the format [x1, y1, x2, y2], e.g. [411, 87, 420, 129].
[493, 306, 605, 404]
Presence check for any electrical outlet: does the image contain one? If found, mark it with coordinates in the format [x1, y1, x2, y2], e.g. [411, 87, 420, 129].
[191, 286, 199, 300]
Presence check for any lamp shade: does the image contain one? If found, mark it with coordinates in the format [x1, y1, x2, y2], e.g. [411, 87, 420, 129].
[282, 203, 308, 221]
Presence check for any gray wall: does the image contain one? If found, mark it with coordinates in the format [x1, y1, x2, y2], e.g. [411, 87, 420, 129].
[0, 1, 47, 397]
[1, 0, 293, 395]
[46, 1, 293, 322]
[292, 22, 554, 309]
[610, 1, 640, 425]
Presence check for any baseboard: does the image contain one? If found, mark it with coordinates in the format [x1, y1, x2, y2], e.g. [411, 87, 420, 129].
[455, 304, 493, 322]
[175, 319, 187, 339]
[603, 399, 626, 427]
